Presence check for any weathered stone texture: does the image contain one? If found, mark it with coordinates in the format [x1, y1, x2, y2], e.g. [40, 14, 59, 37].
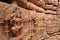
[0, 0, 60, 40]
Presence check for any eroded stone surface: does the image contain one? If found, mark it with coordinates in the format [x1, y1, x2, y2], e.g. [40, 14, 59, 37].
[0, 0, 60, 40]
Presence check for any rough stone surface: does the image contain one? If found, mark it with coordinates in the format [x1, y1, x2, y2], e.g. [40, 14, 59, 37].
[0, 0, 60, 40]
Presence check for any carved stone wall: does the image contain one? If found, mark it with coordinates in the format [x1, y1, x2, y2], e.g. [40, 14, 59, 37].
[0, 0, 60, 40]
